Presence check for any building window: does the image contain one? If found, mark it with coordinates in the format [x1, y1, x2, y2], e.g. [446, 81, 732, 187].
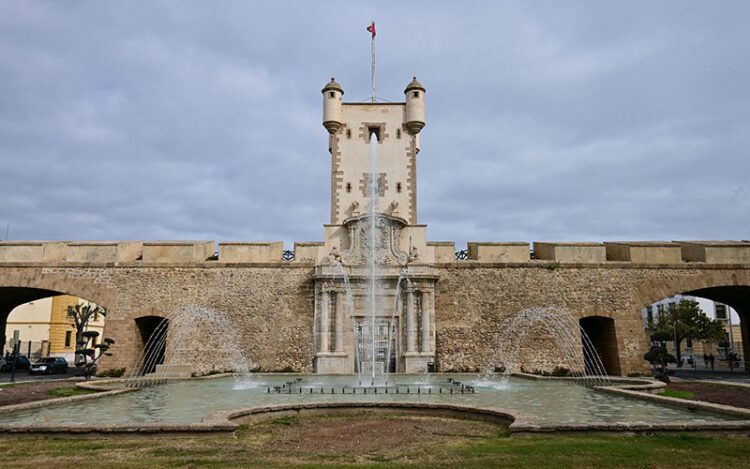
[346, 182, 352, 193]
[396, 128, 401, 139]
[65, 331, 72, 348]
[686, 338, 693, 348]
[413, 91, 419, 98]
[367, 126, 381, 142]
[329, 92, 335, 98]
[346, 129, 352, 139]
[646, 306, 653, 324]
[396, 182, 402, 193]
[716, 304, 727, 320]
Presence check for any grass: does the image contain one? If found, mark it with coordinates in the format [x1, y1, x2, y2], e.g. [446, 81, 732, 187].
[660, 389, 696, 400]
[46, 387, 97, 398]
[0, 414, 748, 468]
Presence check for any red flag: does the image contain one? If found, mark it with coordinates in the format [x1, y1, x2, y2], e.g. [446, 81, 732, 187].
[366, 21, 376, 38]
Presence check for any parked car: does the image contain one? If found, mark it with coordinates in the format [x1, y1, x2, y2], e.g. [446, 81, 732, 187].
[0, 355, 31, 372]
[29, 357, 69, 375]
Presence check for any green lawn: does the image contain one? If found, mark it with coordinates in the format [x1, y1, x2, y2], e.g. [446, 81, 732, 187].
[46, 387, 97, 398]
[0, 414, 748, 468]
[659, 388, 695, 400]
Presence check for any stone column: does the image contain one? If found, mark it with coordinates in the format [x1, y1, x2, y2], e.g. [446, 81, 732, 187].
[421, 290, 432, 353]
[320, 290, 330, 353]
[406, 289, 416, 353]
[335, 291, 344, 352]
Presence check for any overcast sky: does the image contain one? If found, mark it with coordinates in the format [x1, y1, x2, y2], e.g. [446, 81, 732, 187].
[1, 1, 748, 249]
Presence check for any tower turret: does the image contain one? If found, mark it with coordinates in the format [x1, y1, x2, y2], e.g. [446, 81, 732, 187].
[404, 77, 425, 135]
[322, 78, 344, 134]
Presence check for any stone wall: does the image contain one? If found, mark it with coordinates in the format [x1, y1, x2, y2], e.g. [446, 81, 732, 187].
[0, 264, 316, 373]
[432, 263, 750, 375]
[1, 258, 749, 376]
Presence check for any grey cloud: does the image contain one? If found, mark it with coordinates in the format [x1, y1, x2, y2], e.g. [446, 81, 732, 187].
[1, 1, 748, 249]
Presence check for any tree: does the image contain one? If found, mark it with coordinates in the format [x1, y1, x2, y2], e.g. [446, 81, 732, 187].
[76, 330, 114, 380]
[67, 303, 107, 366]
[647, 299, 725, 365]
[644, 330, 676, 381]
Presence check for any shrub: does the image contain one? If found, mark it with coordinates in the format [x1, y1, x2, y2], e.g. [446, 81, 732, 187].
[96, 367, 126, 378]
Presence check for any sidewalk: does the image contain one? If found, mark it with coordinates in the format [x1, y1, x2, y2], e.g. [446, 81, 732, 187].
[670, 366, 750, 383]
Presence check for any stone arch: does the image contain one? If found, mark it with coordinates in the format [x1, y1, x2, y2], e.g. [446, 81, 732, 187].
[632, 269, 750, 370]
[0, 268, 117, 355]
[579, 316, 621, 376]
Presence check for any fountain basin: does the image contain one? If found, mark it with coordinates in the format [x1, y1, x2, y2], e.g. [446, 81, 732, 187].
[0, 374, 748, 435]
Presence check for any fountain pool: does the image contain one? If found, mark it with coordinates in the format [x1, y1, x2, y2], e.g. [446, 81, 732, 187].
[0, 374, 742, 428]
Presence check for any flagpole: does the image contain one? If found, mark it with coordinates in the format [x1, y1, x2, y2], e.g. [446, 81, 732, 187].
[371, 24, 376, 102]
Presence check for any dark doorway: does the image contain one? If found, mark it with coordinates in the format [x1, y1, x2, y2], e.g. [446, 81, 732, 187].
[580, 316, 622, 376]
[135, 316, 168, 374]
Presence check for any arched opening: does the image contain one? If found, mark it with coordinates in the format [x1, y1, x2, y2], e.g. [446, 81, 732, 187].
[579, 316, 621, 375]
[135, 315, 168, 374]
[643, 288, 748, 372]
[0, 287, 106, 369]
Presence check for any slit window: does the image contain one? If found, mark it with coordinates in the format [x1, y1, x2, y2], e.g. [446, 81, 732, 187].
[65, 331, 72, 348]
[346, 182, 352, 193]
[396, 182, 402, 193]
[413, 91, 419, 98]
[346, 129, 352, 139]
[396, 128, 401, 139]
[329, 92, 335, 98]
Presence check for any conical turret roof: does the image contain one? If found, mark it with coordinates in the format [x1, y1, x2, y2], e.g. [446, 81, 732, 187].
[404, 76, 425, 93]
[322, 77, 344, 95]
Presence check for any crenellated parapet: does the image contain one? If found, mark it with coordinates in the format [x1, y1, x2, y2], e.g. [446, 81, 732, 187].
[1, 240, 749, 266]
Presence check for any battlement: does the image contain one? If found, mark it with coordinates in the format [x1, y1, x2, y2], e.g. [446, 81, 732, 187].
[1, 240, 748, 265]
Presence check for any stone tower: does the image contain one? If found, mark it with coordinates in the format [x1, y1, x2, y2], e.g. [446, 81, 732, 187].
[321, 77, 428, 259]
[314, 77, 437, 374]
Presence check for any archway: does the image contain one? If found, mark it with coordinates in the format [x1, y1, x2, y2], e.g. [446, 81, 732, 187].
[134, 315, 168, 374]
[579, 316, 621, 375]
[0, 287, 107, 364]
[643, 288, 748, 371]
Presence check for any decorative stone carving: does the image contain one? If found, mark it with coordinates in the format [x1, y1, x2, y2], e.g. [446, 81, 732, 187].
[340, 214, 409, 266]
[328, 246, 341, 264]
[408, 246, 420, 263]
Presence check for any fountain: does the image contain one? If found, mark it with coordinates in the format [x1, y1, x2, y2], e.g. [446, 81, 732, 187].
[492, 307, 610, 387]
[125, 306, 253, 387]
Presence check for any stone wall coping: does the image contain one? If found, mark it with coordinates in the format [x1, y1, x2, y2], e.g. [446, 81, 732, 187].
[605, 241, 681, 247]
[142, 241, 214, 246]
[598, 386, 750, 419]
[427, 241, 456, 246]
[0, 241, 46, 246]
[534, 242, 605, 247]
[677, 240, 750, 247]
[468, 242, 529, 246]
[433, 261, 750, 269]
[294, 242, 324, 246]
[0, 388, 138, 417]
[219, 241, 283, 246]
[0, 261, 316, 268]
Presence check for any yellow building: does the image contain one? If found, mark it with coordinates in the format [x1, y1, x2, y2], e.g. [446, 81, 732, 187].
[4, 295, 105, 363]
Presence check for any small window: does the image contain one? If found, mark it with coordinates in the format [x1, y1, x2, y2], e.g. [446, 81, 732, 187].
[65, 331, 72, 348]
[346, 129, 352, 139]
[396, 128, 401, 139]
[329, 92, 335, 98]
[686, 338, 693, 348]
[346, 182, 352, 193]
[413, 91, 419, 98]
[396, 182, 402, 193]
[716, 304, 727, 320]
[367, 126, 381, 142]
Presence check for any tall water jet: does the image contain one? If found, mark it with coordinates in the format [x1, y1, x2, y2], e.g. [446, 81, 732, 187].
[367, 130, 379, 385]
